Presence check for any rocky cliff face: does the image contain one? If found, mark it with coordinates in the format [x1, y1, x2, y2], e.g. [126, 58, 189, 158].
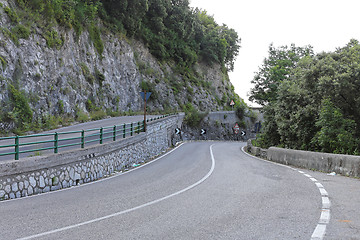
[0, 0, 236, 130]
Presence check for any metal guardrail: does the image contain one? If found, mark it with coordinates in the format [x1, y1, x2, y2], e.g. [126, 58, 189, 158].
[0, 114, 173, 160]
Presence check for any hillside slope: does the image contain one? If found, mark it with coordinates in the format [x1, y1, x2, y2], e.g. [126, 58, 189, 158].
[0, 0, 241, 133]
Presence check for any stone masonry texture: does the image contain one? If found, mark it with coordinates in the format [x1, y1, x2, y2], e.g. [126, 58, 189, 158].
[0, 115, 183, 201]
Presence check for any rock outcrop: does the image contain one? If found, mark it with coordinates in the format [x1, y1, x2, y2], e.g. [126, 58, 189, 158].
[0, 0, 237, 130]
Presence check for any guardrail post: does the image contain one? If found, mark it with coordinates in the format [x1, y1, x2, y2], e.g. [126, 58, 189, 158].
[100, 127, 103, 144]
[54, 132, 58, 154]
[131, 123, 133, 136]
[137, 122, 141, 134]
[123, 123, 126, 138]
[81, 130, 85, 148]
[15, 136, 19, 160]
[143, 120, 145, 132]
[113, 125, 116, 141]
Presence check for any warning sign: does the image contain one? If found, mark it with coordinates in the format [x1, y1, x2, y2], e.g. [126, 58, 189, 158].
[233, 123, 240, 134]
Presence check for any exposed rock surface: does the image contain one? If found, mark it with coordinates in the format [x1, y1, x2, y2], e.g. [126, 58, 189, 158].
[0, 0, 236, 128]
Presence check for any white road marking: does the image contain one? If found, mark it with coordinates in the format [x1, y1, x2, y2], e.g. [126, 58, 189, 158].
[319, 209, 331, 224]
[311, 224, 327, 240]
[2, 143, 186, 204]
[319, 188, 328, 196]
[322, 197, 331, 209]
[17, 144, 217, 240]
[241, 146, 331, 240]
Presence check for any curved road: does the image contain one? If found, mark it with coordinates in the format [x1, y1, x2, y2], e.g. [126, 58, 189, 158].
[1, 142, 359, 239]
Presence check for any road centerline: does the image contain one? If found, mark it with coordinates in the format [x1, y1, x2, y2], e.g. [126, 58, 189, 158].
[16, 143, 217, 240]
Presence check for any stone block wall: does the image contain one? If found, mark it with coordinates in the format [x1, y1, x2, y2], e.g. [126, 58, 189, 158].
[0, 114, 183, 200]
[246, 140, 360, 177]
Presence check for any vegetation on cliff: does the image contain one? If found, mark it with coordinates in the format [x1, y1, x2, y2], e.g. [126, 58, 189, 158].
[0, 0, 244, 135]
[7, 0, 240, 71]
[251, 39, 360, 155]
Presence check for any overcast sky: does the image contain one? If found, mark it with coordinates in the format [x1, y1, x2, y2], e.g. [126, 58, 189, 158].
[189, 0, 360, 106]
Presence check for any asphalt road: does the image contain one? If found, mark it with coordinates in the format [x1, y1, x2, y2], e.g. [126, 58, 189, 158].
[1, 142, 359, 239]
[0, 115, 158, 161]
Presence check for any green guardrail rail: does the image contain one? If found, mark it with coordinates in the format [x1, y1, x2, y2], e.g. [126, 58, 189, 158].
[0, 114, 174, 160]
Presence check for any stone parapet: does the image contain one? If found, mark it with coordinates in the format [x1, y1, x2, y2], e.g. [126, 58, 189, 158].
[0, 115, 182, 200]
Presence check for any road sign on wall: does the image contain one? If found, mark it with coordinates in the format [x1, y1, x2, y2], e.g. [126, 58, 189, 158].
[233, 123, 240, 134]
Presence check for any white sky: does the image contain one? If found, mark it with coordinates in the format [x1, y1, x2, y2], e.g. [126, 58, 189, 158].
[189, 0, 360, 106]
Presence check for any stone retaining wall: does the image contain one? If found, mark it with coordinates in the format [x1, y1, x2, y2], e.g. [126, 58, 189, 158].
[246, 139, 360, 177]
[0, 114, 184, 200]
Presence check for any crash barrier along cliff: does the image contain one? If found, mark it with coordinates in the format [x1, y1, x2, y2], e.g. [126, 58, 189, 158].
[0, 114, 184, 200]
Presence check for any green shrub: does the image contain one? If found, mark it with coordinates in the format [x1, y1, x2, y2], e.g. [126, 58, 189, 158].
[4, 7, 19, 23]
[58, 100, 64, 115]
[88, 23, 104, 56]
[311, 98, 359, 155]
[95, 68, 105, 86]
[41, 114, 61, 130]
[140, 80, 158, 100]
[90, 110, 107, 121]
[2, 28, 19, 45]
[183, 103, 208, 127]
[12, 24, 30, 39]
[85, 99, 95, 112]
[0, 56, 6, 70]
[8, 84, 33, 128]
[79, 62, 95, 84]
[44, 29, 63, 49]
[76, 110, 89, 123]
[235, 105, 246, 119]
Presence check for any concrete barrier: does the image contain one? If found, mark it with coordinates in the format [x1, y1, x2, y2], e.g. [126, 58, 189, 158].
[246, 139, 360, 177]
[267, 147, 360, 177]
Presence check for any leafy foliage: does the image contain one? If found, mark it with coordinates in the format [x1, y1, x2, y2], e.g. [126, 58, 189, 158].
[254, 39, 360, 155]
[183, 103, 208, 127]
[7, 84, 33, 129]
[102, 0, 240, 71]
[249, 44, 313, 105]
[312, 99, 359, 154]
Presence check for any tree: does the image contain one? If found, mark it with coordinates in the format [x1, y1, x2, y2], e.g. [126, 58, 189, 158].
[102, 0, 149, 36]
[312, 98, 359, 154]
[249, 44, 313, 106]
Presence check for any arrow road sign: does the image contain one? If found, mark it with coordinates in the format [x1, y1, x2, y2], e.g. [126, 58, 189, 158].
[175, 128, 181, 134]
[241, 130, 246, 136]
[200, 129, 206, 135]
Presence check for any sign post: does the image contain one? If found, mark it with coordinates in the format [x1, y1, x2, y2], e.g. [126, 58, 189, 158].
[140, 91, 151, 132]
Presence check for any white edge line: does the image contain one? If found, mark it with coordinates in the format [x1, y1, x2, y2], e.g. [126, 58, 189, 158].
[16, 144, 216, 240]
[310, 178, 318, 182]
[311, 224, 326, 240]
[319, 188, 328, 196]
[241, 146, 330, 240]
[2, 142, 186, 204]
[322, 197, 331, 209]
[319, 209, 331, 224]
